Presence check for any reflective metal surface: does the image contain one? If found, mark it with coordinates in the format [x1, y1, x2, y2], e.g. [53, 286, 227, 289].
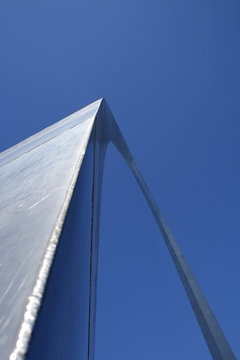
[0, 98, 236, 360]
[100, 102, 236, 360]
[26, 135, 95, 360]
[0, 100, 100, 360]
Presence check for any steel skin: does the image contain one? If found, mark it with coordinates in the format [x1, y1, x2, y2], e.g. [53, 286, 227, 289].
[0, 100, 100, 360]
[0, 99, 236, 360]
[26, 132, 95, 360]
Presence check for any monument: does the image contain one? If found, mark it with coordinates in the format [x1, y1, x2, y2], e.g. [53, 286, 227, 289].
[0, 99, 236, 359]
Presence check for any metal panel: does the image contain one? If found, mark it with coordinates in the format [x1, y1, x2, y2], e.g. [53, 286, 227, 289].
[0, 100, 101, 360]
[26, 135, 95, 360]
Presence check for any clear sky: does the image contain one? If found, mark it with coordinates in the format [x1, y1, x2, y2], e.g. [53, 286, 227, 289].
[1, 1, 240, 359]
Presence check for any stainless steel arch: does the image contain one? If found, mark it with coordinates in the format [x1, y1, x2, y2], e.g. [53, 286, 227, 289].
[0, 99, 236, 360]
[96, 99, 236, 360]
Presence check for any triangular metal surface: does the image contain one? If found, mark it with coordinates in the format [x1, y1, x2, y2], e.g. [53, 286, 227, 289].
[0, 99, 236, 360]
[0, 100, 102, 360]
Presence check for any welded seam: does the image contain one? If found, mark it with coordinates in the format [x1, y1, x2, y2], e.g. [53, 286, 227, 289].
[9, 120, 96, 360]
[0, 119, 96, 171]
[88, 123, 97, 360]
[0, 100, 102, 166]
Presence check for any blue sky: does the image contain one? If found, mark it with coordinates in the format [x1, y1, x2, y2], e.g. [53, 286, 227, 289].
[1, 1, 240, 358]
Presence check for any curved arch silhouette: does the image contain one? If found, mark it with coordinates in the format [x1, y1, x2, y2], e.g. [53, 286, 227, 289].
[0, 99, 235, 360]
